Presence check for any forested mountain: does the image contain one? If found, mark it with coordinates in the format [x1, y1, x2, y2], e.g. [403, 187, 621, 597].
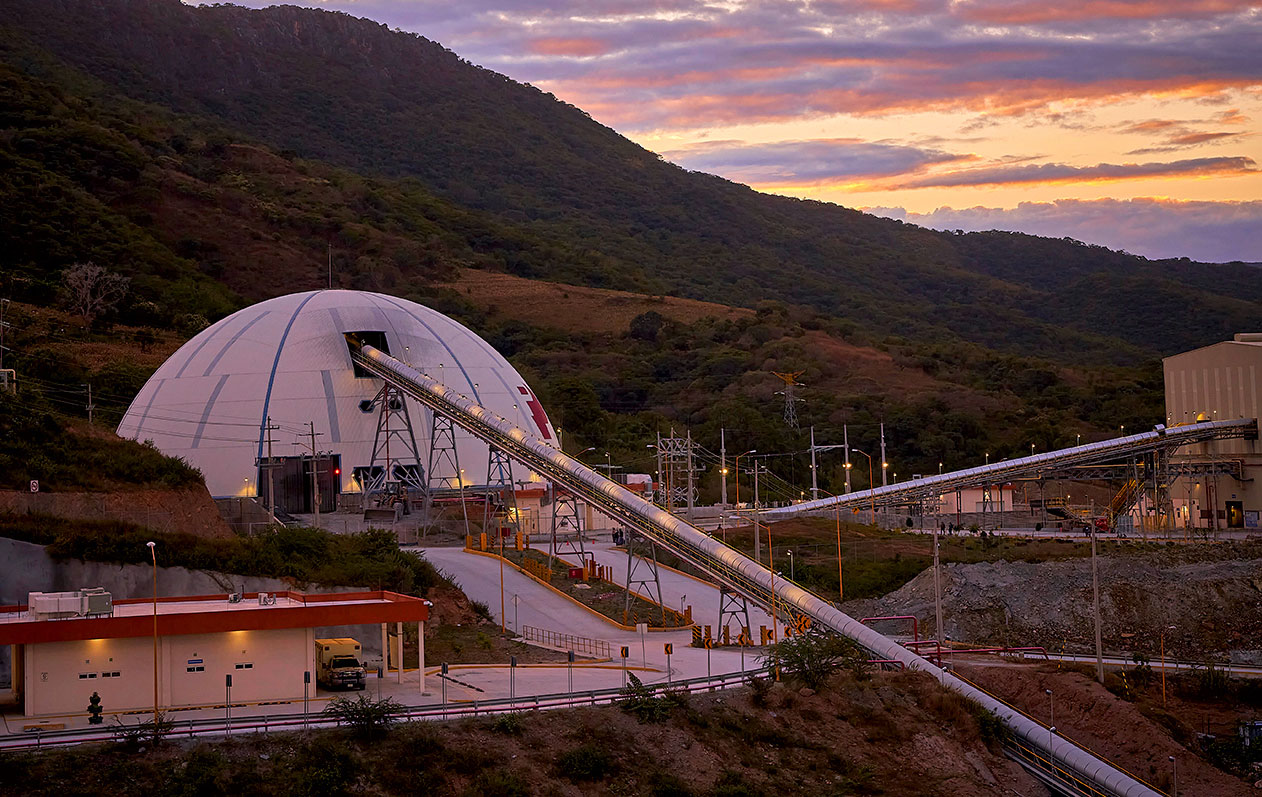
[2, 0, 1258, 367]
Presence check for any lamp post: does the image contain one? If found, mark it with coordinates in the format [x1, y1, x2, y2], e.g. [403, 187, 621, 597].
[1161, 624, 1177, 707]
[852, 449, 876, 526]
[147, 541, 158, 731]
[786, 550, 794, 582]
[1169, 755, 1178, 797]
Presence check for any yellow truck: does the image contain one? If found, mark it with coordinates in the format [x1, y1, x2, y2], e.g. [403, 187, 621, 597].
[315, 638, 367, 690]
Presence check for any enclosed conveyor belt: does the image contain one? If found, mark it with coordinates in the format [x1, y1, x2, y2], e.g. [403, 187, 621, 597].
[351, 343, 1160, 797]
[769, 416, 1257, 520]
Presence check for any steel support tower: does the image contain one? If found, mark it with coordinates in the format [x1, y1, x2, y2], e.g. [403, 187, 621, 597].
[364, 383, 425, 501]
[423, 411, 470, 536]
[624, 530, 666, 626]
[548, 486, 587, 563]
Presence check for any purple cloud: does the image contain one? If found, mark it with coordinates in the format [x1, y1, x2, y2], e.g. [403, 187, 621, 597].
[870, 198, 1262, 263]
[661, 138, 967, 184]
[209, 1, 1262, 130]
[892, 156, 1257, 188]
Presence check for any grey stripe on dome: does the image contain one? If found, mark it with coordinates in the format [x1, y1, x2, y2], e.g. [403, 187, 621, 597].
[202, 310, 271, 377]
[191, 374, 231, 450]
[174, 309, 241, 378]
[256, 291, 322, 461]
[371, 293, 482, 403]
[321, 369, 342, 444]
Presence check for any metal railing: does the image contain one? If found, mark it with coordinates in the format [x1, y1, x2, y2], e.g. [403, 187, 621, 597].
[521, 625, 611, 658]
[348, 343, 1161, 797]
[0, 668, 767, 752]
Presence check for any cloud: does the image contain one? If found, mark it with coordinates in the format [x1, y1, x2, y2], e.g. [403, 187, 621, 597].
[868, 198, 1262, 262]
[660, 138, 967, 184]
[213, 1, 1262, 130]
[893, 156, 1257, 188]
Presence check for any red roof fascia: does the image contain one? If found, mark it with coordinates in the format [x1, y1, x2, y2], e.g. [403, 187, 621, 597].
[0, 591, 427, 646]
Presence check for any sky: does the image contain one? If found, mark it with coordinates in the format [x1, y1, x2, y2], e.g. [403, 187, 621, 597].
[215, 1, 1261, 263]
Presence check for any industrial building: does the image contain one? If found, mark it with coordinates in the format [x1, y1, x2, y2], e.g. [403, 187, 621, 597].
[0, 589, 428, 718]
[1164, 332, 1262, 530]
[117, 290, 556, 509]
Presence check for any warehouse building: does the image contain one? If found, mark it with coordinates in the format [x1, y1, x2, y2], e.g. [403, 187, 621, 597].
[1164, 333, 1262, 530]
[0, 589, 428, 718]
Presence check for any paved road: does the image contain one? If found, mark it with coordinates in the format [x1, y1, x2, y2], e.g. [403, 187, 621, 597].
[414, 546, 767, 688]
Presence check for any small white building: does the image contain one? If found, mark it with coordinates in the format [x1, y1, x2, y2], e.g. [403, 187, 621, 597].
[1, 589, 428, 718]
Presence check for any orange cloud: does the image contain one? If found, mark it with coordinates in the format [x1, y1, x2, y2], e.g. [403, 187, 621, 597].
[891, 156, 1257, 189]
[956, 0, 1254, 25]
[527, 37, 611, 57]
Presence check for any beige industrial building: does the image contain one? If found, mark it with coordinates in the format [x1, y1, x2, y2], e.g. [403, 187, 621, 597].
[0, 590, 428, 718]
[1164, 333, 1262, 530]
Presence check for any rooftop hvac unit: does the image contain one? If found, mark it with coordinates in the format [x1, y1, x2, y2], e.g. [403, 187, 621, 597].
[258, 592, 277, 606]
[28, 588, 113, 619]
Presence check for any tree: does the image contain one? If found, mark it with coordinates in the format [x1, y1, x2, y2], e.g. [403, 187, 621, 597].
[761, 631, 867, 690]
[62, 262, 129, 326]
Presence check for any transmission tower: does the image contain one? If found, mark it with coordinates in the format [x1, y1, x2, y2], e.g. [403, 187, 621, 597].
[656, 429, 700, 518]
[773, 371, 805, 430]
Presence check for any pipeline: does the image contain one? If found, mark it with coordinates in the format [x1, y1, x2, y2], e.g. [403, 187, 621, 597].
[351, 343, 1160, 797]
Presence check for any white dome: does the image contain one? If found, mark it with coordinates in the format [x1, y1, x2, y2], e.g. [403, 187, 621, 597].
[118, 290, 555, 499]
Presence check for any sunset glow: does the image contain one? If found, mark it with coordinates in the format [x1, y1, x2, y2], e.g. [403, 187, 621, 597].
[214, 0, 1262, 262]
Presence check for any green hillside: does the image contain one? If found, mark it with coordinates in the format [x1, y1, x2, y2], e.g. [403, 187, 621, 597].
[2, 0, 1258, 366]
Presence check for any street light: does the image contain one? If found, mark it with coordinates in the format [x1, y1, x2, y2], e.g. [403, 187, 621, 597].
[851, 449, 876, 526]
[147, 541, 159, 731]
[733, 449, 756, 512]
[1168, 755, 1177, 797]
[786, 549, 794, 582]
[938, 462, 943, 475]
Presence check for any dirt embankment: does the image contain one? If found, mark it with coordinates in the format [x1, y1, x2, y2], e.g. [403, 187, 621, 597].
[0, 487, 234, 539]
[848, 553, 1262, 663]
[3, 670, 1043, 796]
[957, 663, 1255, 796]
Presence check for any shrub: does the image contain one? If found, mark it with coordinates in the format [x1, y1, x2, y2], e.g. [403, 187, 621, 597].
[761, 632, 866, 690]
[556, 743, 615, 781]
[491, 712, 524, 736]
[323, 694, 402, 739]
[110, 711, 174, 749]
[617, 672, 672, 723]
[466, 771, 531, 797]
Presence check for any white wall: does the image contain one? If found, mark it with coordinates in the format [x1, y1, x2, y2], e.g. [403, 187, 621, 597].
[23, 627, 314, 717]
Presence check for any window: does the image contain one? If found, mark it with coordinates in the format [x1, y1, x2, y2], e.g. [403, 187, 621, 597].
[234, 663, 253, 670]
[101, 671, 121, 678]
[78, 672, 98, 680]
[186, 665, 205, 673]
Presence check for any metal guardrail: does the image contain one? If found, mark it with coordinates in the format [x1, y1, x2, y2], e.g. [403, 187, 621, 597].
[521, 625, 611, 658]
[0, 668, 767, 752]
[348, 344, 1161, 797]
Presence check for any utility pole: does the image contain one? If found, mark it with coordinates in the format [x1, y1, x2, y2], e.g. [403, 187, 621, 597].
[810, 426, 819, 500]
[0, 298, 10, 371]
[880, 422, 888, 487]
[1092, 526, 1104, 684]
[933, 525, 945, 648]
[753, 460, 760, 509]
[720, 428, 728, 507]
[686, 430, 695, 521]
[328, 243, 333, 289]
[296, 422, 325, 528]
[843, 425, 852, 493]
[264, 417, 279, 519]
